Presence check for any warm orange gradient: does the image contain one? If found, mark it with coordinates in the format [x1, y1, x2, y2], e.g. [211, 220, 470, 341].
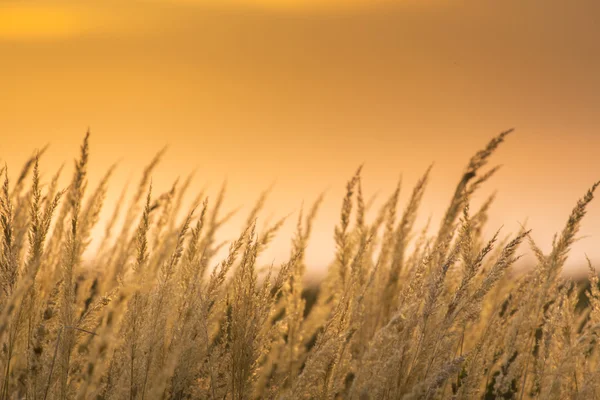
[0, 6, 82, 39]
[1, 0, 599, 276]
[0, 3, 159, 40]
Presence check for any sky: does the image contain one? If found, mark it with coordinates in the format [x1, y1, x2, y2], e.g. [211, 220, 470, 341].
[1, 0, 599, 276]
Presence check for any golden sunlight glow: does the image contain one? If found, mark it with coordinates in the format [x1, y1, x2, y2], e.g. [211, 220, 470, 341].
[169, 0, 396, 11]
[0, 5, 86, 40]
[233, 0, 384, 7]
[0, 4, 151, 40]
[1, 0, 599, 274]
[0, 0, 409, 43]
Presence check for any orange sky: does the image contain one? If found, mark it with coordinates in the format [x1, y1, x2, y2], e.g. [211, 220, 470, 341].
[1, 0, 599, 275]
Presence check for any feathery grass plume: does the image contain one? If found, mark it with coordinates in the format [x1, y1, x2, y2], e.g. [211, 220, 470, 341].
[514, 182, 599, 399]
[1, 130, 599, 399]
[121, 147, 167, 239]
[297, 171, 365, 382]
[168, 169, 195, 233]
[454, 294, 506, 398]
[245, 184, 274, 229]
[195, 226, 250, 399]
[470, 229, 530, 304]
[395, 229, 462, 393]
[417, 206, 491, 368]
[256, 196, 325, 396]
[10, 145, 49, 200]
[586, 256, 600, 324]
[471, 191, 497, 247]
[577, 258, 600, 397]
[361, 179, 401, 328]
[436, 129, 512, 254]
[438, 230, 528, 396]
[46, 133, 90, 273]
[140, 180, 183, 279]
[257, 214, 289, 256]
[162, 223, 249, 399]
[0, 167, 17, 299]
[40, 164, 64, 230]
[96, 178, 129, 260]
[546, 182, 600, 281]
[355, 177, 366, 233]
[334, 166, 362, 287]
[240, 185, 286, 256]
[197, 180, 239, 263]
[175, 198, 209, 316]
[391, 166, 432, 266]
[291, 280, 357, 399]
[74, 283, 130, 399]
[23, 158, 66, 398]
[106, 148, 166, 286]
[119, 183, 152, 400]
[138, 206, 194, 398]
[292, 216, 375, 399]
[151, 178, 178, 250]
[278, 195, 324, 387]
[79, 163, 116, 257]
[159, 199, 209, 396]
[134, 185, 153, 277]
[222, 222, 262, 399]
[0, 155, 65, 399]
[57, 132, 90, 399]
[404, 355, 466, 400]
[381, 166, 431, 319]
[0, 166, 18, 400]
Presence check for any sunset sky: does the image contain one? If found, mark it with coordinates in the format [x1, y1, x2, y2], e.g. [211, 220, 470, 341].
[1, 0, 599, 275]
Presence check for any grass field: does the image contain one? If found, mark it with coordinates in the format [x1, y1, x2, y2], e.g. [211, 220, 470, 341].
[0, 130, 599, 399]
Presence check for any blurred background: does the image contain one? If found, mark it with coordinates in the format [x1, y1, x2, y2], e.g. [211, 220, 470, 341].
[1, 0, 599, 277]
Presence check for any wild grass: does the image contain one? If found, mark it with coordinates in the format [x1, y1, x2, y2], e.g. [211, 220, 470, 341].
[0, 130, 599, 399]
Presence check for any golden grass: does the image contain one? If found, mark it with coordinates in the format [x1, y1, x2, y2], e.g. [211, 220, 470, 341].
[0, 130, 598, 399]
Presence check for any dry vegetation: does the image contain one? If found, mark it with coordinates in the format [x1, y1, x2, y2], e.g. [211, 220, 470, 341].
[1, 130, 599, 399]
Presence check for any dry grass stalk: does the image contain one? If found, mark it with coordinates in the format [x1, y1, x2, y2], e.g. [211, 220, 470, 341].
[0, 130, 597, 400]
